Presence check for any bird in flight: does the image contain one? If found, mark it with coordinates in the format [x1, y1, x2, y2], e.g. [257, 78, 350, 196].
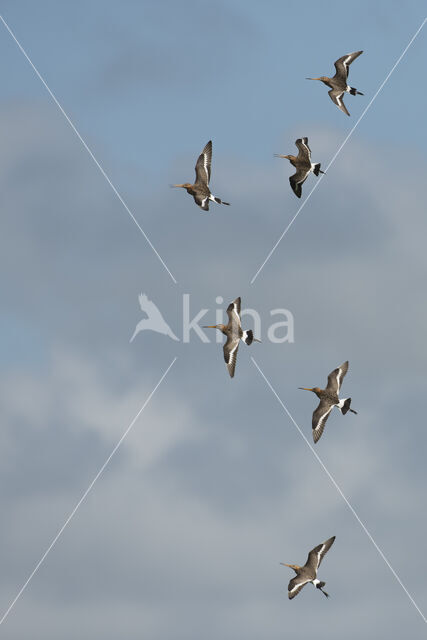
[172, 140, 230, 211]
[275, 137, 324, 198]
[306, 51, 364, 116]
[203, 297, 260, 378]
[281, 536, 336, 600]
[299, 361, 357, 443]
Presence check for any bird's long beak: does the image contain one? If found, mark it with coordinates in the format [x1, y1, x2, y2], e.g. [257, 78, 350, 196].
[274, 154, 289, 159]
[171, 184, 185, 188]
[280, 563, 292, 567]
[306, 77, 321, 81]
[298, 387, 314, 392]
[202, 325, 218, 329]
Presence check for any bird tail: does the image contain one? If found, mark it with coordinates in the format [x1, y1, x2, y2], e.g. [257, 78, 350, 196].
[212, 195, 230, 206]
[348, 86, 364, 96]
[312, 162, 322, 176]
[242, 330, 254, 345]
[340, 398, 353, 415]
[241, 330, 261, 345]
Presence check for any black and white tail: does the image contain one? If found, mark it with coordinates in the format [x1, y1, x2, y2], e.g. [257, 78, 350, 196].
[340, 398, 358, 415]
[241, 330, 261, 346]
[242, 330, 254, 345]
[348, 86, 364, 96]
[312, 162, 322, 176]
[211, 195, 230, 206]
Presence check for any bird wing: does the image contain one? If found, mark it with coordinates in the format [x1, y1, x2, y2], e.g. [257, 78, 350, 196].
[306, 536, 336, 572]
[289, 167, 310, 198]
[333, 51, 363, 81]
[326, 361, 349, 395]
[328, 88, 350, 116]
[195, 140, 212, 185]
[194, 194, 210, 210]
[288, 576, 311, 600]
[312, 399, 333, 443]
[223, 335, 239, 378]
[226, 297, 241, 324]
[295, 137, 311, 162]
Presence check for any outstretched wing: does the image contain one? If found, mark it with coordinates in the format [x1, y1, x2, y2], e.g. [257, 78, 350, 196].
[223, 335, 239, 378]
[193, 194, 210, 210]
[226, 297, 241, 324]
[289, 167, 310, 198]
[333, 51, 363, 81]
[288, 576, 310, 600]
[312, 399, 333, 443]
[306, 536, 336, 572]
[326, 361, 349, 395]
[295, 137, 311, 162]
[328, 88, 350, 116]
[195, 140, 212, 185]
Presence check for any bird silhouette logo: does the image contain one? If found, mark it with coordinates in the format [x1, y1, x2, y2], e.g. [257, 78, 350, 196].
[130, 293, 180, 343]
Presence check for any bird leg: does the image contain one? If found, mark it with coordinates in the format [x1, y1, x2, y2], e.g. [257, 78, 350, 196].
[316, 581, 329, 598]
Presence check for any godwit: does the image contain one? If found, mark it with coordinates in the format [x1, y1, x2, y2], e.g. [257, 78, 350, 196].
[203, 297, 260, 378]
[281, 536, 336, 600]
[299, 361, 357, 443]
[307, 51, 364, 116]
[172, 140, 230, 211]
[275, 137, 324, 198]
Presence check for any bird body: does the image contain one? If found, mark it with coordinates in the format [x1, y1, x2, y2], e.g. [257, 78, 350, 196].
[275, 137, 323, 198]
[299, 361, 357, 443]
[281, 536, 336, 600]
[172, 140, 230, 211]
[203, 297, 260, 378]
[307, 51, 364, 116]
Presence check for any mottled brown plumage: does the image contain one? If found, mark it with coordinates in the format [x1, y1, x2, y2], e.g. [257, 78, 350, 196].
[307, 51, 364, 116]
[275, 137, 323, 198]
[203, 297, 260, 378]
[281, 536, 336, 600]
[172, 140, 230, 211]
[299, 361, 357, 443]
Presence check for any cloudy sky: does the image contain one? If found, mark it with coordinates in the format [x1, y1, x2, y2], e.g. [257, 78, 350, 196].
[0, 1, 426, 638]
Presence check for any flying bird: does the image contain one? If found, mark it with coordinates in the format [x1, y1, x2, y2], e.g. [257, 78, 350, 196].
[299, 361, 357, 443]
[281, 536, 336, 600]
[307, 51, 364, 116]
[275, 137, 324, 198]
[130, 294, 179, 343]
[203, 297, 260, 378]
[172, 140, 230, 211]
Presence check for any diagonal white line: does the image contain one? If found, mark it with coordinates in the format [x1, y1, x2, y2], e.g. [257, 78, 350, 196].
[250, 17, 427, 285]
[0, 357, 177, 627]
[0, 14, 177, 285]
[251, 357, 427, 624]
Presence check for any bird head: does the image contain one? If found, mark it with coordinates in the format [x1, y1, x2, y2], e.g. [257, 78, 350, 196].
[280, 563, 300, 571]
[306, 76, 329, 83]
[203, 324, 226, 332]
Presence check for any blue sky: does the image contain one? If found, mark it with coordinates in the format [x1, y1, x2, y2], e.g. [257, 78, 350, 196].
[0, 1, 426, 639]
